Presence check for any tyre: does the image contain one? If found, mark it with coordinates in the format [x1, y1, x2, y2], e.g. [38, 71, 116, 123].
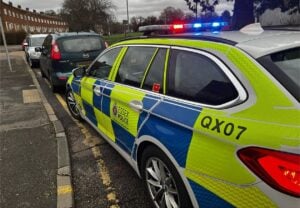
[66, 89, 82, 121]
[141, 146, 193, 208]
[40, 67, 46, 78]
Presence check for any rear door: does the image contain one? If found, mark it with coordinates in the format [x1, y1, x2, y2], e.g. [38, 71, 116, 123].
[56, 35, 106, 74]
[40, 35, 52, 77]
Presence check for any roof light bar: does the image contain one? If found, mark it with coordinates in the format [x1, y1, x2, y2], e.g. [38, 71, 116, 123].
[193, 23, 202, 28]
[173, 24, 184, 30]
[138, 21, 229, 35]
[212, 22, 221, 27]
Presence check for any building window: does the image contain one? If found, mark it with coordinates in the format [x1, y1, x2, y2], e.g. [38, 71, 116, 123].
[8, 10, 11, 16]
[4, 9, 7, 15]
[16, 13, 19, 18]
[13, 12, 15, 17]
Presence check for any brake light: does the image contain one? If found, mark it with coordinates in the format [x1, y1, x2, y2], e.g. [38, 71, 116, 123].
[238, 147, 300, 197]
[51, 41, 61, 60]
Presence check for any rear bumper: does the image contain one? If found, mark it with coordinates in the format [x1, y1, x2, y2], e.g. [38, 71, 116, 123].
[52, 72, 72, 87]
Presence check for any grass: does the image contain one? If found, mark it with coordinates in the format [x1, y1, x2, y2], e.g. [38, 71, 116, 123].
[103, 32, 142, 45]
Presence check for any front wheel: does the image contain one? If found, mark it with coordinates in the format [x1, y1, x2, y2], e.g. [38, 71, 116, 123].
[66, 89, 82, 121]
[141, 146, 193, 208]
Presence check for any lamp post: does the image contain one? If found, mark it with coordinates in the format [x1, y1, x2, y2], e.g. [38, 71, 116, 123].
[0, 17, 13, 72]
[126, 0, 129, 34]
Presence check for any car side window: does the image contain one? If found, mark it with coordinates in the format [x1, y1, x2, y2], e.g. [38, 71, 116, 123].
[43, 36, 52, 54]
[167, 49, 238, 105]
[115, 46, 156, 88]
[89, 47, 121, 79]
[142, 48, 167, 93]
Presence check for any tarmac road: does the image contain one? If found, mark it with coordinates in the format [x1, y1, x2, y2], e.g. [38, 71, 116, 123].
[31, 61, 153, 208]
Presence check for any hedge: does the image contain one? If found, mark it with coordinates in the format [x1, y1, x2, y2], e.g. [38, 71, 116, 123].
[0, 31, 26, 45]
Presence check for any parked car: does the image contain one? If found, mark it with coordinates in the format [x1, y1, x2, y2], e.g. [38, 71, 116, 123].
[24, 34, 48, 67]
[37, 32, 107, 92]
[21, 38, 27, 51]
[66, 23, 300, 208]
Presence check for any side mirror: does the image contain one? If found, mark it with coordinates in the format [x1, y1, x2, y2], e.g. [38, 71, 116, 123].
[35, 47, 42, 52]
[73, 67, 86, 78]
[42, 47, 48, 55]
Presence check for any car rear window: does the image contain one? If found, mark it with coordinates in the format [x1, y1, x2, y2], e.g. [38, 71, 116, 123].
[30, 37, 46, 47]
[60, 36, 103, 53]
[258, 47, 300, 102]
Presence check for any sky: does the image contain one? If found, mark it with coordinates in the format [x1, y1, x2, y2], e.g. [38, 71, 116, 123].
[7, 0, 234, 21]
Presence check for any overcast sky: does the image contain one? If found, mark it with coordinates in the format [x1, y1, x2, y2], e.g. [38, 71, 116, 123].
[7, 0, 233, 21]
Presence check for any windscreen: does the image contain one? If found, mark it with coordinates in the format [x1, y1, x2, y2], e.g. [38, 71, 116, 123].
[30, 37, 46, 47]
[60, 36, 103, 53]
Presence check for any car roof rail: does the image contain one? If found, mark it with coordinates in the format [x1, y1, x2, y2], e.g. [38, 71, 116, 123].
[116, 34, 237, 46]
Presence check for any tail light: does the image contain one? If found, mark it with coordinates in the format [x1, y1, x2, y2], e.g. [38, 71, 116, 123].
[238, 147, 300, 197]
[51, 41, 61, 60]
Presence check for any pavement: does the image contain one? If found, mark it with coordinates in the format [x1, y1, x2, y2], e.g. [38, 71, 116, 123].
[0, 52, 73, 208]
[0, 45, 22, 53]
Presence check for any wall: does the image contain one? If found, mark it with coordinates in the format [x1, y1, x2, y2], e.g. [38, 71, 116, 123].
[0, 0, 69, 33]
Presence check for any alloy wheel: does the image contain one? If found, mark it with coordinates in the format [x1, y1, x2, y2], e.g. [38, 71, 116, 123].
[67, 91, 80, 117]
[145, 157, 180, 208]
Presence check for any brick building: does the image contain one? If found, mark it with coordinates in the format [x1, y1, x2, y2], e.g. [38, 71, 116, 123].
[0, 0, 68, 33]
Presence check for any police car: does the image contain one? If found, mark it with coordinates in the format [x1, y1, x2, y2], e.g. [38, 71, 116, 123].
[66, 23, 300, 208]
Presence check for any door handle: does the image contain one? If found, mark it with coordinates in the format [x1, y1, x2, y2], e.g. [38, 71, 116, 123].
[94, 86, 101, 96]
[129, 100, 143, 112]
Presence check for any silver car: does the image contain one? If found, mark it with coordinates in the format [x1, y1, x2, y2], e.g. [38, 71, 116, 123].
[24, 34, 48, 67]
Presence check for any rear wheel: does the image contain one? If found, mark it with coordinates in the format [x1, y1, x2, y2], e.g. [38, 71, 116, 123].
[40, 67, 46, 78]
[141, 146, 192, 208]
[66, 89, 82, 121]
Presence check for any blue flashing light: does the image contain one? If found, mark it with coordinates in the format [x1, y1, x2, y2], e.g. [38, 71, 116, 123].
[212, 22, 221, 27]
[193, 23, 202, 28]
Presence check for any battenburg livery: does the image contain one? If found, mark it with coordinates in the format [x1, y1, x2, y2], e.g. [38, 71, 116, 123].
[66, 24, 300, 208]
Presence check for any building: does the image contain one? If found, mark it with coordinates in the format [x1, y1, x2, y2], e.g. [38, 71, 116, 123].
[0, 0, 68, 33]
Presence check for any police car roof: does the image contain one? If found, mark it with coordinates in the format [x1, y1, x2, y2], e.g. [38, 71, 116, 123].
[158, 30, 300, 58]
[138, 23, 300, 58]
[198, 30, 300, 58]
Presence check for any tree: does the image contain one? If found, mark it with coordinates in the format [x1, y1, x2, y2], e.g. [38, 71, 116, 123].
[231, 0, 255, 30]
[221, 10, 231, 22]
[184, 0, 218, 18]
[60, 0, 115, 32]
[45, 10, 57, 16]
[183, 0, 300, 29]
[159, 7, 185, 24]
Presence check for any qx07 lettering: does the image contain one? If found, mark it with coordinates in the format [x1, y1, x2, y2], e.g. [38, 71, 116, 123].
[201, 116, 247, 140]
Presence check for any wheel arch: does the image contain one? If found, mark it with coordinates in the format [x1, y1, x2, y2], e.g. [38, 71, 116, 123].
[135, 135, 199, 208]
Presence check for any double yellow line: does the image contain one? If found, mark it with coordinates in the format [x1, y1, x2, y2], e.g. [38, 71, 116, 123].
[55, 92, 120, 207]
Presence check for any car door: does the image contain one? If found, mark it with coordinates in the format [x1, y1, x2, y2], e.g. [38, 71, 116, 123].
[40, 35, 52, 77]
[79, 47, 123, 134]
[106, 46, 166, 155]
[144, 46, 242, 187]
